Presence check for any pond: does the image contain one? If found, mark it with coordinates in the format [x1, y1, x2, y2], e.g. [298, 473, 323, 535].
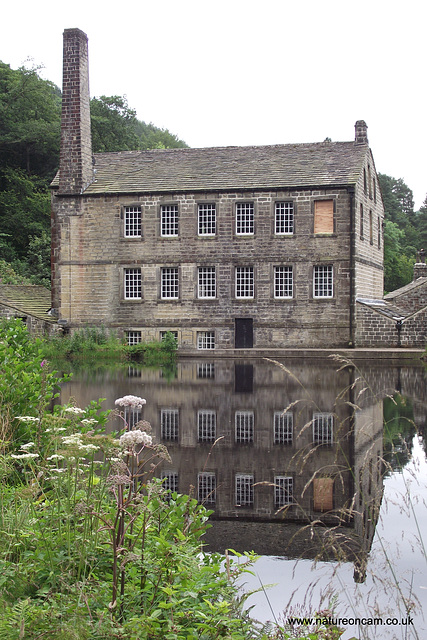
[58, 355, 427, 639]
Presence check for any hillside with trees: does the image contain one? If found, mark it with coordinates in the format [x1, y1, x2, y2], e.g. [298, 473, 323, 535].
[0, 62, 187, 286]
[1, 62, 426, 293]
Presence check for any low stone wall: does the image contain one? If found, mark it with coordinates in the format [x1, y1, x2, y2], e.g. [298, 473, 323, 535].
[355, 301, 426, 348]
[0, 303, 58, 337]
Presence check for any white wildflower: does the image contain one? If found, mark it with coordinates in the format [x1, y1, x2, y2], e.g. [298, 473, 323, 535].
[45, 427, 67, 433]
[47, 454, 65, 461]
[51, 468, 66, 474]
[16, 416, 40, 423]
[115, 395, 146, 410]
[20, 442, 35, 450]
[64, 407, 85, 415]
[81, 418, 98, 426]
[11, 453, 39, 460]
[119, 430, 152, 448]
[61, 434, 100, 454]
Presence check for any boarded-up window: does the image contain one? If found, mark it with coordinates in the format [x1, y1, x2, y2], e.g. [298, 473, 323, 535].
[314, 200, 334, 234]
[313, 477, 334, 512]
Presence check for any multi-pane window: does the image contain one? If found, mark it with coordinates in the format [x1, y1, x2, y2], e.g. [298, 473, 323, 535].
[313, 265, 333, 298]
[274, 266, 293, 298]
[235, 474, 254, 506]
[198, 203, 216, 236]
[197, 363, 215, 379]
[274, 411, 293, 444]
[313, 413, 334, 445]
[124, 206, 142, 237]
[235, 266, 254, 298]
[235, 411, 254, 443]
[198, 410, 216, 442]
[236, 203, 254, 235]
[274, 476, 293, 507]
[275, 202, 294, 234]
[197, 331, 215, 350]
[198, 266, 216, 298]
[161, 471, 178, 495]
[161, 268, 179, 299]
[198, 472, 216, 504]
[124, 268, 142, 299]
[161, 204, 179, 237]
[161, 409, 179, 441]
[126, 331, 141, 345]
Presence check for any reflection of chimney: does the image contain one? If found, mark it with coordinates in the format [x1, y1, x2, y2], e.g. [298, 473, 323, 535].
[354, 120, 368, 145]
[59, 28, 93, 194]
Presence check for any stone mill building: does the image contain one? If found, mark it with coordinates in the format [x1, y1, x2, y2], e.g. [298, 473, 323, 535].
[51, 28, 390, 352]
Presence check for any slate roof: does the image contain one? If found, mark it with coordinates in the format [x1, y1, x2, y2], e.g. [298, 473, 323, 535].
[51, 140, 368, 195]
[384, 276, 427, 301]
[0, 285, 55, 323]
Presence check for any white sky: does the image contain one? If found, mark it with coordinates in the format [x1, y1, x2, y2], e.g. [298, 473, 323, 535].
[2, 0, 426, 208]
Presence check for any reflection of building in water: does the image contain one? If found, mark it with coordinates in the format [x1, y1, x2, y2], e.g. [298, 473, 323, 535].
[132, 358, 385, 581]
[60, 357, 405, 581]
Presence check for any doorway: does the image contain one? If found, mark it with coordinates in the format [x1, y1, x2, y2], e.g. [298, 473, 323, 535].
[234, 318, 253, 348]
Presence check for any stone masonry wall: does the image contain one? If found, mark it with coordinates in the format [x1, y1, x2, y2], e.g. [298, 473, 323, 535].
[355, 302, 426, 348]
[52, 186, 362, 348]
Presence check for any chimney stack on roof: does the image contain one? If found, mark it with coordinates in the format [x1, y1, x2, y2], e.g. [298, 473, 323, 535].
[59, 28, 93, 194]
[354, 120, 368, 145]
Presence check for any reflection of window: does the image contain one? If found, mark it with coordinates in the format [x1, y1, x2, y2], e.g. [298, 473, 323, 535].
[274, 266, 293, 298]
[313, 477, 334, 512]
[235, 474, 254, 506]
[161, 409, 179, 441]
[313, 265, 333, 298]
[198, 472, 216, 504]
[274, 412, 293, 444]
[161, 471, 178, 495]
[274, 476, 293, 507]
[236, 203, 254, 235]
[161, 204, 178, 237]
[314, 200, 334, 234]
[198, 203, 216, 235]
[275, 201, 294, 235]
[197, 363, 215, 379]
[198, 410, 216, 442]
[313, 413, 334, 445]
[126, 330, 141, 345]
[124, 268, 142, 299]
[235, 411, 254, 443]
[124, 408, 141, 429]
[124, 206, 142, 237]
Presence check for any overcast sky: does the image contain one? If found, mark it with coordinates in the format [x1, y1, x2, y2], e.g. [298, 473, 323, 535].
[2, 0, 426, 208]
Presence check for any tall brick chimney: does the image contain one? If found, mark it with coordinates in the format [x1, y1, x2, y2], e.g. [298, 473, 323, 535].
[59, 28, 93, 194]
[354, 120, 368, 145]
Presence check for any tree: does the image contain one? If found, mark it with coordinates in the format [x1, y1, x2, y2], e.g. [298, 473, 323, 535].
[91, 95, 188, 153]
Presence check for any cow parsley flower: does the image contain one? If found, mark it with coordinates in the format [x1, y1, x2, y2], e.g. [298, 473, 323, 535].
[16, 416, 40, 423]
[115, 395, 146, 410]
[20, 442, 35, 450]
[119, 429, 152, 448]
[81, 418, 98, 426]
[11, 453, 39, 460]
[64, 407, 85, 415]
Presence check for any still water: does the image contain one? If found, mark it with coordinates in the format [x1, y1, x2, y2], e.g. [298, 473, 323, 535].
[59, 356, 427, 639]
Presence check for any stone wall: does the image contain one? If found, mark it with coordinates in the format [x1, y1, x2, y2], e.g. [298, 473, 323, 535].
[52, 184, 383, 349]
[0, 303, 57, 336]
[355, 301, 426, 348]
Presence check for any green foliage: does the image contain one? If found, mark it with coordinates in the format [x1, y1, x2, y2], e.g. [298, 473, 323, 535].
[378, 174, 427, 291]
[0, 318, 64, 443]
[91, 95, 188, 153]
